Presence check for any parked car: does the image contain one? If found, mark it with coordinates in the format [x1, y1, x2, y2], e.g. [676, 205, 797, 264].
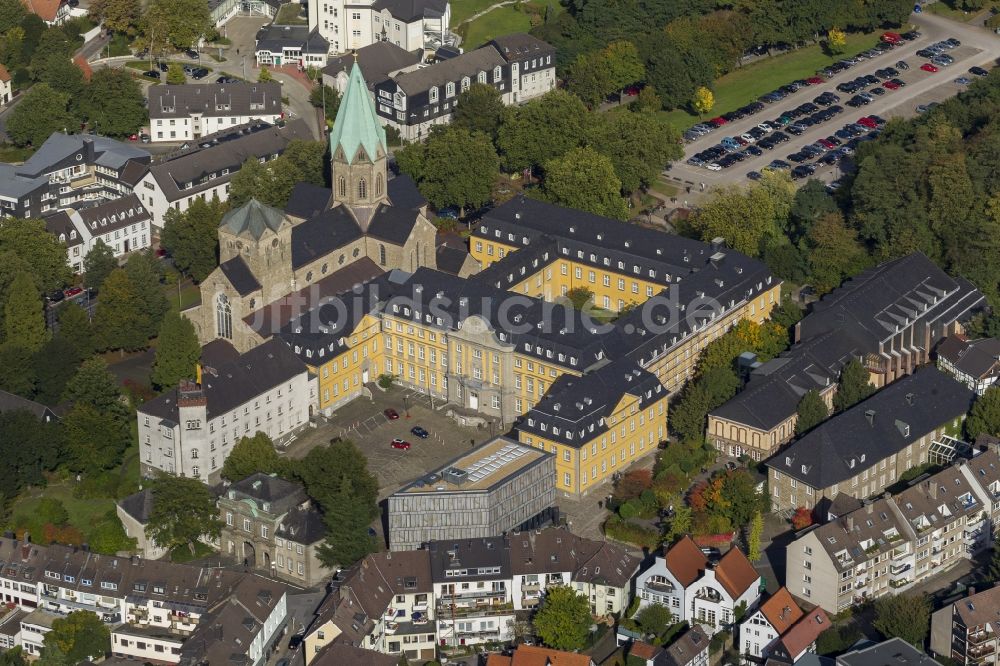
[955, 76, 972, 85]
[920, 63, 939, 72]
[896, 60, 909, 70]
[411, 426, 429, 438]
[883, 80, 900, 90]
[63, 286, 83, 299]
[970, 66, 989, 77]
[46, 290, 65, 303]
[185, 48, 200, 59]
[140, 133, 151, 143]
[191, 67, 210, 79]
[746, 170, 762, 180]
[384, 408, 400, 420]
[216, 76, 239, 84]
[390, 438, 411, 450]
[143, 70, 160, 79]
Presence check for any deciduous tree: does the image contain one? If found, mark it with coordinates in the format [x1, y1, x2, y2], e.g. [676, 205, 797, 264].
[412, 127, 499, 215]
[791, 507, 813, 530]
[635, 602, 674, 638]
[151, 311, 200, 390]
[967, 386, 1000, 439]
[0, 219, 73, 292]
[63, 403, 130, 474]
[82, 239, 117, 292]
[6, 83, 75, 147]
[541, 146, 629, 220]
[57, 302, 95, 357]
[42, 611, 109, 664]
[315, 473, 376, 567]
[534, 585, 592, 651]
[452, 83, 504, 138]
[748, 511, 763, 561]
[795, 389, 828, 435]
[587, 111, 682, 193]
[161, 196, 224, 281]
[827, 27, 847, 54]
[90, 0, 141, 35]
[496, 89, 588, 172]
[146, 475, 222, 554]
[0, 0, 26, 34]
[166, 62, 186, 84]
[221, 432, 288, 481]
[309, 83, 340, 125]
[77, 68, 147, 137]
[692, 86, 714, 117]
[3, 271, 47, 352]
[833, 358, 875, 412]
[873, 594, 930, 647]
[141, 0, 210, 50]
[93, 269, 151, 351]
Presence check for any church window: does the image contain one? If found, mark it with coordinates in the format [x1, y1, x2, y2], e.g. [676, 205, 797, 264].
[379, 244, 386, 266]
[375, 174, 383, 196]
[353, 248, 360, 257]
[338, 254, 345, 265]
[216, 293, 232, 340]
[321, 263, 328, 274]
[338, 177, 346, 197]
[358, 178, 367, 199]
[306, 271, 313, 282]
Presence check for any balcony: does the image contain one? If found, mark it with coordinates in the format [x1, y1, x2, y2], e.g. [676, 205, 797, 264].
[890, 563, 910, 578]
[438, 589, 506, 601]
[889, 579, 911, 589]
[965, 529, 985, 543]
[435, 603, 514, 619]
[969, 643, 996, 659]
[969, 630, 995, 646]
[645, 580, 675, 594]
[694, 589, 722, 603]
[69, 173, 97, 189]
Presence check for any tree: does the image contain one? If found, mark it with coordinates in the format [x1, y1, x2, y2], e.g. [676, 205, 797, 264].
[587, 111, 682, 193]
[692, 86, 714, 118]
[635, 602, 674, 638]
[634, 86, 662, 113]
[791, 507, 813, 530]
[76, 68, 147, 137]
[566, 51, 611, 108]
[3, 271, 47, 352]
[412, 127, 499, 215]
[125, 252, 168, 335]
[602, 40, 644, 93]
[0, 219, 73, 293]
[34, 334, 83, 405]
[692, 173, 794, 257]
[93, 269, 151, 351]
[988, 541, 1000, 583]
[82, 239, 117, 292]
[873, 594, 931, 647]
[795, 390, 828, 435]
[63, 403, 130, 473]
[166, 62, 186, 84]
[0, 0, 26, 34]
[141, 0, 210, 49]
[296, 440, 378, 517]
[258, 66, 272, 82]
[664, 503, 692, 542]
[42, 611, 109, 664]
[315, 473, 376, 567]
[967, 386, 1000, 439]
[161, 196, 224, 281]
[0, 646, 27, 666]
[146, 475, 222, 554]
[805, 212, 868, 294]
[565, 286, 594, 310]
[62, 357, 128, 421]
[534, 585, 592, 651]
[309, 83, 340, 125]
[221, 432, 287, 481]
[281, 139, 327, 188]
[0, 409, 63, 494]
[227, 156, 300, 209]
[496, 89, 589, 172]
[834, 359, 875, 412]
[35, 56, 84, 97]
[541, 146, 629, 220]
[670, 381, 711, 443]
[748, 511, 763, 561]
[90, 0, 141, 34]
[827, 27, 847, 54]
[452, 83, 504, 138]
[57, 302, 94, 357]
[151, 311, 200, 390]
[0, 343, 35, 396]
[5, 83, 74, 147]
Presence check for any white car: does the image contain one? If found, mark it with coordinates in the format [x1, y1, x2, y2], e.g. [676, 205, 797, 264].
[740, 133, 756, 144]
[758, 122, 774, 133]
[706, 162, 722, 171]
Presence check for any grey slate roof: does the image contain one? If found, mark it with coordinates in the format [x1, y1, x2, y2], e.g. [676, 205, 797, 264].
[766, 367, 975, 489]
[937, 335, 1000, 379]
[836, 638, 942, 666]
[44, 211, 83, 248]
[255, 24, 328, 55]
[219, 256, 262, 296]
[275, 506, 327, 546]
[117, 488, 155, 524]
[391, 45, 506, 96]
[222, 198, 287, 240]
[428, 536, 510, 582]
[490, 33, 554, 62]
[19, 133, 149, 176]
[0, 389, 57, 421]
[285, 182, 332, 220]
[323, 42, 421, 88]
[228, 473, 305, 504]
[290, 206, 365, 270]
[76, 194, 151, 235]
[138, 338, 308, 422]
[148, 82, 283, 120]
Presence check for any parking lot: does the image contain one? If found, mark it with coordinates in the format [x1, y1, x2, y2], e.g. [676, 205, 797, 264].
[667, 11, 1000, 189]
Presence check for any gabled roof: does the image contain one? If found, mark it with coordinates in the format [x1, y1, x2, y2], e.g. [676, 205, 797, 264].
[323, 42, 421, 89]
[313, 644, 397, 666]
[714, 547, 759, 598]
[21, 0, 62, 22]
[777, 608, 830, 658]
[329, 63, 386, 165]
[664, 536, 708, 588]
[0, 64, 10, 82]
[757, 587, 803, 635]
[372, 0, 447, 21]
[494, 644, 593, 666]
[937, 335, 1000, 380]
[0, 389, 57, 422]
[661, 625, 710, 666]
[117, 488, 156, 524]
[219, 256, 261, 296]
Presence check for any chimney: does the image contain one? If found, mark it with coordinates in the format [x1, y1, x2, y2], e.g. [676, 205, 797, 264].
[865, 409, 876, 426]
[929, 482, 937, 500]
[866, 501, 874, 515]
[970, 586, 977, 597]
[847, 516, 854, 531]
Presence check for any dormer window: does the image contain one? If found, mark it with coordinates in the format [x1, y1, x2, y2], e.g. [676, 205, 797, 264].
[446, 82, 455, 97]
[429, 87, 438, 103]
[478, 71, 487, 84]
[461, 76, 470, 91]
[493, 66, 502, 81]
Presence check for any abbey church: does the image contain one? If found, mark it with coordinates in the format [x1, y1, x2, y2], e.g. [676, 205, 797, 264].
[185, 62, 465, 352]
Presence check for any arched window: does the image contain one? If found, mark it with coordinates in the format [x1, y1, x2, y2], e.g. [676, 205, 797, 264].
[216, 293, 232, 339]
[379, 244, 386, 266]
[358, 178, 367, 199]
[338, 176, 346, 197]
[375, 174, 383, 196]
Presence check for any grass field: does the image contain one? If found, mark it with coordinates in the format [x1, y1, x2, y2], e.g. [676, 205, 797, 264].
[11, 483, 117, 539]
[275, 2, 308, 24]
[650, 178, 680, 198]
[0, 144, 35, 162]
[452, 0, 502, 26]
[658, 30, 883, 132]
[459, 0, 563, 49]
[925, 1, 982, 21]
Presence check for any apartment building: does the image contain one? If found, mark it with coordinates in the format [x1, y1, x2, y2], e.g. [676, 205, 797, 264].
[218, 473, 330, 586]
[306, 0, 450, 55]
[784, 447, 1000, 613]
[635, 537, 762, 635]
[387, 437, 556, 551]
[767, 367, 976, 514]
[930, 584, 1000, 665]
[373, 35, 556, 141]
[147, 82, 284, 143]
[136, 119, 311, 229]
[937, 335, 1000, 396]
[44, 194, 153, 273]
[0, 132, 149, 219]
[709, 253, 986, 462]
[838, 638, 943, 666]
[738, 587, 829, 665]
[0, 536, 288, 664]
[137, 338, 313, 484]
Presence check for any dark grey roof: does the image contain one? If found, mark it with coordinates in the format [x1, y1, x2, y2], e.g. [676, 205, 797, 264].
[489, 33, 555, 62]
[285, 182, 332, 220]
[371, 0, 447, 22]
[323, 42, 421, 88]
[118, 488, 155, 524]
[19, 133, 149, 176]
[219, 256, 262, 296]
[0, 389, 57, 422]
[366, 203, 421, 245]
[391, 44, 506, 96]
[313, 645, 397, 666]
[274, 506, 326, 545]
[435, 233, 471, 275]
[836, 638, 942, 666]
[660, 626, 710, 666]
[221, 199, 287, 240]
[229, 473, 304, 504]
[937, 335, 1000, 379]
[766, 367, 975, 489]
[255, 24, 328, 55]
[44, 211, 83, 248]
[138, 338, 308, 422]
[427, 536, 510, 582]
[75, 194, 151, 235]
[148, 82, 283, 120]
[386, 173, 425, 210]
[290, 206, 365, 270]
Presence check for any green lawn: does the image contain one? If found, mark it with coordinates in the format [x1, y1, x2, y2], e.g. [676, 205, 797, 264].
[657, 30, 883, 132]
[10, 483, 117, 539]
[275, 2, 308, 24]
[452, 0, 501, 26]
[460, 6, 532, 48]
[650, 178, 679, 198]
[925, 1, 983, 21]
[0, 144, 35, 162]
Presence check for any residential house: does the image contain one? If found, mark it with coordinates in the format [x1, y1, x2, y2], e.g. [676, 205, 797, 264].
[310, 643, 399, 665]
[307, 0, 450, 55]
[45, 194, 153, 273]
[254, 24, 329, 69]
[387, 437, 557, 552]
[116, 488, 168, 560]
[937, 335, 1000, 396]
[0, 389, 58, 422]
[930, 584, 1000, 665]
[486, 644, 596, 665]
[766, 367, 976, 514]
[738, 587, 829, 665]
[767, 608, 830, 665]
[218, 473, 331, 586]
[785, 447, 1000, 613]
[19, 609, 55, 658]
[136, 119, 310, 229]
[0, 609, 26, 650]
[431, 536, 514, 647]
[0, 132, 150, 219]
[147, 82, 284, 143]
[0, 64, 12, 105]
[322, 41, 421, 95]
[708, 253, 986, 462]
[628, 641, 665, 666]
[635, 537, 762, 635]
[836, 638, 942, 666]
[21, 0, 71, 25]
[660, 626, 711, 666]
[136, 338, 313, 484]
[373, 35, 555, 141]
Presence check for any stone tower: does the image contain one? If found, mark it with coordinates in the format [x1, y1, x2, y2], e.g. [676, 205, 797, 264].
[329, 60, 389, 231]
[217, 198, 294, 299]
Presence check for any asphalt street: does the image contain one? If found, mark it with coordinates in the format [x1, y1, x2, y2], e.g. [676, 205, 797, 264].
[667, 11, 1000, 191]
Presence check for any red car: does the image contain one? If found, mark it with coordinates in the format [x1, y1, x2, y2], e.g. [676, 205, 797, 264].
[818, 138, 836, 149]
[384, 408, 400, 420]
[709, 116, 728, 127]
[883, 80, 901, 90]
[63, 286, 83, 299]
[857, 117, 877, 129]
[881, 31, 902, 45]
[806, 76, 825, 85]
[921, 63, 939, 72]
[390, 438, 411, 450]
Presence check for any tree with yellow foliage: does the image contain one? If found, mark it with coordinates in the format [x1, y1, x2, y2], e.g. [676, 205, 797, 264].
[828, 27, 847, 54]
[692, 86, 714, 118]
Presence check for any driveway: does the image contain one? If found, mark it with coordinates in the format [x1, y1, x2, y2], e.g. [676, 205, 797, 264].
[666, 11, 1000, 192]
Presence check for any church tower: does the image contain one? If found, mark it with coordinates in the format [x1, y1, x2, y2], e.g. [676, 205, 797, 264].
[329, 60, 389, 231]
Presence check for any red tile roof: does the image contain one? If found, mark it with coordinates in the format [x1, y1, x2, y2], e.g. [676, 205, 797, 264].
[630, 641, 662, 660]
[778, 608, 830, 658]
[21, 0, 62, 22]
[497, 645, 593, 666]
[0, 64, 10, 82]
[758, 587, 804, 635]
[665, 536, 708, 587]
[714, 547, 759, 599]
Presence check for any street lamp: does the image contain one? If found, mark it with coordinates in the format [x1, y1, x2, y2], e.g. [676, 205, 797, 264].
[241, 55, 247, 80]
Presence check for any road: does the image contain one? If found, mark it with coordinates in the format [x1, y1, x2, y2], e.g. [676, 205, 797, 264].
[666, 11, 1000, 192]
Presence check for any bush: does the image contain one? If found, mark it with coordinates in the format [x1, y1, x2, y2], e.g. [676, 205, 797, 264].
[35, 498, 69, 526]
[816, 624, 862, 656]
[89, 514, 136, 555]
[73, 472, 120, 499]
[604, 517, 659, 548]
[377, 373, 395, 389]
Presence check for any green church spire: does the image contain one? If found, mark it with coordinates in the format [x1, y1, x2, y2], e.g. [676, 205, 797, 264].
[329, 61, 387, 165]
